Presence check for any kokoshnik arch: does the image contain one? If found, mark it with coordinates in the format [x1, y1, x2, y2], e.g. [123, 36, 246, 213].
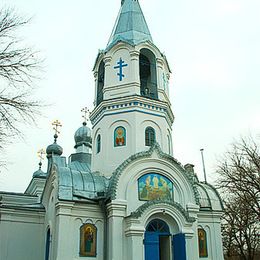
[0, 1, 224, 260]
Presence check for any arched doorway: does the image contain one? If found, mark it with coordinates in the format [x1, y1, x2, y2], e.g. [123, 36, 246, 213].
[144, 219, 186, 260]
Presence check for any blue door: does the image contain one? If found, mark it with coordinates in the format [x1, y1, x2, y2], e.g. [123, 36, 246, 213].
[173, 233, 186, 260]
[144, 232, 160, 260]
[144, 219, 170, 260]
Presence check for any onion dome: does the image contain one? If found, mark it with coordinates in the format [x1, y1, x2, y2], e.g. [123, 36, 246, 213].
[33, 162, 47, 178]
[46, 134, 63, 157]
[74, 122, 92, 149]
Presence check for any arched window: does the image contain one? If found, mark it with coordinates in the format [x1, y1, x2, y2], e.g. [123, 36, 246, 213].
[114, 126, 126, 147]
[145, 127, 155, 146]
[198, 228, 208, 257]
[96, 134, 101, 153]
[146, 219, 170, 233]
[139, 48, 157, 99]
[45, 228, 51, 260]
[96, 61, 105, 106]
[80, 223, 97, 257]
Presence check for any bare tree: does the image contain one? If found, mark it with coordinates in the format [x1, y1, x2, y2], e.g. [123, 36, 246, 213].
[0, 7, 42, 149]
[222, 197, 260, 260]
[217, 136, 260, 260]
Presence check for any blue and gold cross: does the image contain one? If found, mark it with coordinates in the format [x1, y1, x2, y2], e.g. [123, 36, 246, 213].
[114, 57, 128, 81]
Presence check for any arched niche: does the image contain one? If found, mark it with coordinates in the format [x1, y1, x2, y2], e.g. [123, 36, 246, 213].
[139, 48, 158, 99]
[96, 60, 105, 106]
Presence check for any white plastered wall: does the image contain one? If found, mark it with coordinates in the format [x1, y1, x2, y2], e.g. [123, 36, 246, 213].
[91, 110, 172, 176]
[197, 212, 224, 260]
[0, 209, 45, 260]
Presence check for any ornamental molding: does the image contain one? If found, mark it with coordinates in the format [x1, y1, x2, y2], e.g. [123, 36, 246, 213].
[89, 95, 174, 127]
[107, 142, 200, 204]
[130, 199, 196, 223]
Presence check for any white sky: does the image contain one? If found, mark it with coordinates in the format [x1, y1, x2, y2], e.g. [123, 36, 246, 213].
[1, 0, 259, 192]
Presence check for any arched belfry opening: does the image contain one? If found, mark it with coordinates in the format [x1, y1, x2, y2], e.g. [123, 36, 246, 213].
[139, 48, 158, 99]
[96, 60, 105, 106]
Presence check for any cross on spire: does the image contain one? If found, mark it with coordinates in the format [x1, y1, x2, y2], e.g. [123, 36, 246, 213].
[52, 120, 62, 142]
[81, 107, 90, 126]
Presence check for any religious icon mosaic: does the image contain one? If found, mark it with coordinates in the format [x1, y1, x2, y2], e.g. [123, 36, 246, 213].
[114, 126, 126, 147]
[138, 173, 173, 201]
[198, 228, 208, 257]
[80, 223, 97, 257]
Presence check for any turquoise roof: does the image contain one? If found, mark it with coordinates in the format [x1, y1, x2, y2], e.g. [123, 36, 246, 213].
[107, 0, 153, 49]
[49, 155, 108, 201]
[57, 161, 109, 201]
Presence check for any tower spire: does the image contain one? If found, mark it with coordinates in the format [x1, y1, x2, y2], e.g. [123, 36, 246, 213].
[107, 0, 152, 49]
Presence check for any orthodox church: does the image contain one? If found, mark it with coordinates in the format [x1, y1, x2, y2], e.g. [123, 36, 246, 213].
[0, 1, 224, 260]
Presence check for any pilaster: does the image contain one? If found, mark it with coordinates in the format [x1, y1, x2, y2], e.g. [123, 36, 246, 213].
[185, 203, 200, 260]
[107, 200, 127, 260]
[125, 218, 145, 260]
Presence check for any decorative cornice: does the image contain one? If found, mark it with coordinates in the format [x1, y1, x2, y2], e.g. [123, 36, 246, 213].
[89, 95, 174, 128]
[130, 199, 196, 223]
[107, 142, 200, 205]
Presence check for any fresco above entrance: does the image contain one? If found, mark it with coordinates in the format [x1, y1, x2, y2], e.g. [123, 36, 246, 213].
[138, 173, 173, 201]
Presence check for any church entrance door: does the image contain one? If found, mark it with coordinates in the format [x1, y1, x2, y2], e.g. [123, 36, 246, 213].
[144, 219, 186, 260]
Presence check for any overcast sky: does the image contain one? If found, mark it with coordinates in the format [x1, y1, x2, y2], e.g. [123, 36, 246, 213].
[1, 0, 259, 192]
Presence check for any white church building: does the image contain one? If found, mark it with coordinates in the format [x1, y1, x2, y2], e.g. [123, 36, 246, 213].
[0, 1, 224, 260]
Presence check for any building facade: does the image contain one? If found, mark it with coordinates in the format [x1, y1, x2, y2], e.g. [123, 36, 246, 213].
[0, 1, 224, 260]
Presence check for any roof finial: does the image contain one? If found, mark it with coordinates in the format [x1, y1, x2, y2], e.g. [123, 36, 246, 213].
[37, 148, 46, 170]
[52, 119, 62, 143]
[81, 107, 90, 126]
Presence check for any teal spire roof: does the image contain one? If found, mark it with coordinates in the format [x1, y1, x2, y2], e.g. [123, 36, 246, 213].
[107, 0, 153, 49]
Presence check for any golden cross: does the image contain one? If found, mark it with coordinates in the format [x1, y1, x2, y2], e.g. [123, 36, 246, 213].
[52, 120, 62, 135]
[37, 148, 46, 169]
[81, 107, 90, 124]
[37, 148, 46, 161]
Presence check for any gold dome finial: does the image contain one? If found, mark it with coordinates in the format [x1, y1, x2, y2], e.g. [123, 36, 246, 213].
[37, 148, 46, 169]
[52, 119, 62, 142]
[81, 107, 90, 126]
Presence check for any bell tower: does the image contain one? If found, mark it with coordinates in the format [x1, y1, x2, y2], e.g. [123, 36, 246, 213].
[90, 0, 174, 176]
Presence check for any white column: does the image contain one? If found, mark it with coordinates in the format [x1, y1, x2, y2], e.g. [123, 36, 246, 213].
[107, 200, 127, 260]
[129, 50, 140, 81]
[93, 71, 98, 106]
[211, 213, 224, 260]
[125, 219, 145, 260]
[185, 203, 199, 260]
[54, 202, 74, 260]
[103, 55, 112, 99]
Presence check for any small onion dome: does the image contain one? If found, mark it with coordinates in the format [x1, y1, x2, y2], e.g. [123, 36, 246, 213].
[46, 134, 63, 157]
[33, 168, 46, 178]
[33, 162, 47, 178]
[74, 122, 92, 149]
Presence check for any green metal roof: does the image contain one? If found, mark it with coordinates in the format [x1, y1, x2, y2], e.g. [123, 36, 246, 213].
[107, 0, 153, 49]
